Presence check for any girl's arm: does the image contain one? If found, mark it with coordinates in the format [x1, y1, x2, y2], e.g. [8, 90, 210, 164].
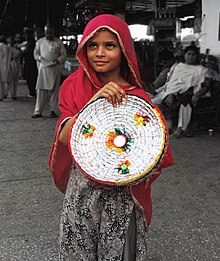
[58, 116, 76, 146]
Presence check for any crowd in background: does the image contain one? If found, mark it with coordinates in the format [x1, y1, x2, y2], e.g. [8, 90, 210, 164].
[0, 29, 40, 101]
[143, 41, 220, 137]
[0, 27, 219, 134]
[0, 25, 66, 119]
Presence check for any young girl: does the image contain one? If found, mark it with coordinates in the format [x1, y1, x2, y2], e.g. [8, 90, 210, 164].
[49, 14, 173, 261]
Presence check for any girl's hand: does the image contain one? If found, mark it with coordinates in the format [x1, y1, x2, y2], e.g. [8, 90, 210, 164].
[91, 81, 128, 107]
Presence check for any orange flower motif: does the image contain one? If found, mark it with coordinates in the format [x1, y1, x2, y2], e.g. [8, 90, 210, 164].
[117, 160, 131, 174]
[133, 112, 149, 126]
[106, 132, 124, 153]
[106, 128, 134, 153]
[82, 124, 96, 138]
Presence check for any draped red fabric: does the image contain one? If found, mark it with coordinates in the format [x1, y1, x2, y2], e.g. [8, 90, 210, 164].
[48, 14, 174, 226]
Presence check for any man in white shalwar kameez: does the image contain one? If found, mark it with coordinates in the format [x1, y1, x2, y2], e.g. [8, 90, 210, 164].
[0, 35, 13, 101]
[32, 24, 66, 118]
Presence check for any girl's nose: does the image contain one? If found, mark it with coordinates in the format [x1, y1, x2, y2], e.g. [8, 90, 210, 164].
[96, 46, 105, 56]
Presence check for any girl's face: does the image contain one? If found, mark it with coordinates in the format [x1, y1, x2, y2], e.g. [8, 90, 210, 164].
[86, 29, 122, 77]
[184, 50, 198, 65]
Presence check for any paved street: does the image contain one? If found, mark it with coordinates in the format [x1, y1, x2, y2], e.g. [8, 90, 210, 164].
[0, 80, 219, 261]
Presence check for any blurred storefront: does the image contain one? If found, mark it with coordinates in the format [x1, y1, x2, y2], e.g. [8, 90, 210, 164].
[200, 0, 220, 75]
[60, 0, 200, 79]
[1, 0, 220, 79]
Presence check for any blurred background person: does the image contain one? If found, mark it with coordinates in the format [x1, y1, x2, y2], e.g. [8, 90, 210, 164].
[0, 34, 12, 101]
[32, 24, 66, 118]
[14, 33, 24, 79]
[22, 28, 38, 98]
[151, 45, 210, 136]
[6, 35, 22, 99]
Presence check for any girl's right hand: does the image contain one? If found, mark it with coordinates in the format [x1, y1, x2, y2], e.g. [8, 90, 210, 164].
[91, 81, 128, 107]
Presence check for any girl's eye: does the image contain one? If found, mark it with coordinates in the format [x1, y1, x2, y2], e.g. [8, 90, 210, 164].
[88, 43, 97, 49]
[106, 43, 116, 49]
[87, 42, 117, 49]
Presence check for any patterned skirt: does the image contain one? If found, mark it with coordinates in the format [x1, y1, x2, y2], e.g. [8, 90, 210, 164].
[59, 165, 148, 261]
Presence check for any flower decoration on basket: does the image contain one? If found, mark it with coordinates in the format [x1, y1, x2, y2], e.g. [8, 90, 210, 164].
[82, 124, 96, 138]
[117, 160, 131, 175]
[106, 128, 134, 153]
[133, 111, 150, 126]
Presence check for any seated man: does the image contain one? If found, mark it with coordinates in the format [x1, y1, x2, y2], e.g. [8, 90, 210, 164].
[151, 45, 210, 137]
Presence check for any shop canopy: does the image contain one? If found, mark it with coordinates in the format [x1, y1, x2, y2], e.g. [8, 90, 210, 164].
[0, 0, 198, 35]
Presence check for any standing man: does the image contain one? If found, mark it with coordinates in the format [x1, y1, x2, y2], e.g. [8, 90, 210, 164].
[22, 28, 38, 99]
[32, 24, 66, 118]
[0, 34, 12, 101]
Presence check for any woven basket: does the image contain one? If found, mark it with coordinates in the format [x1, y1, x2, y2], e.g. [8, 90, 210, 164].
[69, 94, 167, 186]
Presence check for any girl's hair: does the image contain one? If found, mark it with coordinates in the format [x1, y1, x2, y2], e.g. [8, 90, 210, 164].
[120, 52, 130, 80]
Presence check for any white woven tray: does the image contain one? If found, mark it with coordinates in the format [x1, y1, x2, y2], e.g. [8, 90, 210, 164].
[69, 94, 167, 186]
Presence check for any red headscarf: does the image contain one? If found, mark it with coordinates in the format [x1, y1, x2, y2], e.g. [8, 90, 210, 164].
[48, 14, 173, 226]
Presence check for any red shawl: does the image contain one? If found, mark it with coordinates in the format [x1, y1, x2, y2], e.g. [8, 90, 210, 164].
[48, 14, 174, 226]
